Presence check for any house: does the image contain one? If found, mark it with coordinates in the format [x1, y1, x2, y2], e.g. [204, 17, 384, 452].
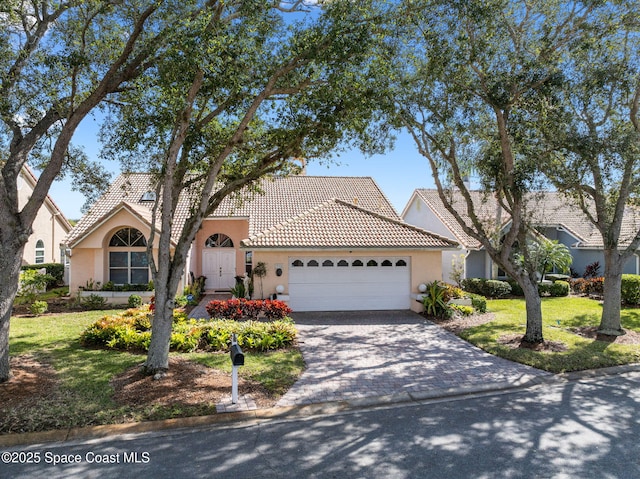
[64, 174, 457, 312]
[402, 189, 640, 282]
[18, 165, 73, 268]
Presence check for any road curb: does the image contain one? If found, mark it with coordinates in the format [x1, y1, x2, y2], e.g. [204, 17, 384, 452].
[2, 363, 639, 448]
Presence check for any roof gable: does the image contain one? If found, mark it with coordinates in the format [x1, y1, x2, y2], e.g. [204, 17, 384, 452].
[241, 198, 458, 249]
[65, 174, 402, 247]
[410, 189, 640, 249]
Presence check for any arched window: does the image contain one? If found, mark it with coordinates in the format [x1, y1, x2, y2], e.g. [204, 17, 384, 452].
[382, 260, 393, 267]
[396, 259, 407, 267]
[322, 260, 334, 267]
[108, 228, 149, 285]
[337, 260, 349, 267]
[205, 233, 234, 248]
[352, 259, 364, 267]
[367, 260, 378, 267]
[292, 259, 304, 267]
[35, 240, 45, 264]
[307, 260, 319, 267]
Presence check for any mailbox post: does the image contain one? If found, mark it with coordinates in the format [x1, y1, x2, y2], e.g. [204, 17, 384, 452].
[229, 334, 244, 404]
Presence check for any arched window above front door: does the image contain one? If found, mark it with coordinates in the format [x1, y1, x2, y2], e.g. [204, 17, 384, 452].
[109, 228, 147, 247]
[205, 233, 234, 248]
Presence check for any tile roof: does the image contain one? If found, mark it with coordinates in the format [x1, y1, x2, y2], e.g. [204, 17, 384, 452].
[241, 198, 458, 249]
[66, 174, 439, 249]
[413, 189, 640, 249]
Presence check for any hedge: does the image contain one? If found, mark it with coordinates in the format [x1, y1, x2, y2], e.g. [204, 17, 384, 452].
[621, 274, 640, 305]
[21, 263, 64, 288]
[461, 278, 512, 298]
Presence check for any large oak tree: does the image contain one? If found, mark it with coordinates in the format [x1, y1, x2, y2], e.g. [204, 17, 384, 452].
[99, 0, 391, 375]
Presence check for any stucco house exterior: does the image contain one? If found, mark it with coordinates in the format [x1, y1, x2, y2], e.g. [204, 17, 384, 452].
[18, 165, 73, 267]
[64, 174, 457, 312]
[402, 189, 640, 282]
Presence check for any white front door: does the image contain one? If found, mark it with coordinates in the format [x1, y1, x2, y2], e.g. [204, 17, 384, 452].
[202, 250, 236, 290]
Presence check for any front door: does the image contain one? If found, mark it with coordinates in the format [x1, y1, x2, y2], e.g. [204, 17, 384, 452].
[202, 249, 236, 290]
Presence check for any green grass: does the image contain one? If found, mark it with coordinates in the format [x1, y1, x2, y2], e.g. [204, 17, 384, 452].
[461, 297, 640, 373]
[4, 310, 304, 434]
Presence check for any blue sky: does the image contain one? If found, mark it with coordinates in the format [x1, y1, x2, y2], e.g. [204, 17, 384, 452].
[47, 117, 437, 221]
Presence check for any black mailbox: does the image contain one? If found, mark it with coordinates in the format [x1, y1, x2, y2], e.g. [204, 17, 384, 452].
[230, 344, 244, 366]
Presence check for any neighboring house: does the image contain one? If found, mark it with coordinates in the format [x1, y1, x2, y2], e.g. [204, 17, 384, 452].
[402, 189, 640, 282]
[64, 174, 457, 312]
[18, 165, 73, 268]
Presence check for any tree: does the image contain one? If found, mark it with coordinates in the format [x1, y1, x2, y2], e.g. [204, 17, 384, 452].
[537, 2, 640, 335]
[382, 0, 600, 343]
[0, 0, 195, 382]
[518, 238, 572, 283]
[100, 0, 391, 375]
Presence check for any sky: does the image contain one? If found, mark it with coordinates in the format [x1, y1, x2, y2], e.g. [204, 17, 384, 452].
[47, 116, 437, 221]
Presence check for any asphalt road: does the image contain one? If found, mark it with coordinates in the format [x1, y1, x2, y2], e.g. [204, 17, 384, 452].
[3, 370, 640, 479]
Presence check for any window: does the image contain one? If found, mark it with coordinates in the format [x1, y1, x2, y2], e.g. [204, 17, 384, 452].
[35, 240, 45, 264]
[140, 191, 156, 202]
[396, 259, 407, 267]
[337, 260, 349, 267]
[307, 260, 319, 267]
[292, 259, 304, 267]
[382, 260, 393, 267]
[245, 251, 253, 275]
[205, 233, 234, 248]
[352, 260, 363, 267]
[109, 228, 147, 247]
[322, 260, 334, 267]
[367, 260, 378, 267]
[108, 228, 149, 284]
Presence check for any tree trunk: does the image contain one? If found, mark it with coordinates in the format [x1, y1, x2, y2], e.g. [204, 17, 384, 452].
[599, 249, 625, 336]
[0, 242, 25, 382]
[143, 285, 175, 377]
[521, 277, 544, 344]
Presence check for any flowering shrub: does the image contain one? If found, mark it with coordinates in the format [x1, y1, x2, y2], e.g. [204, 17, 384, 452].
[80, 306, 296, 352]
[570, 277, 604, 296]
[206, 298, 292, 320]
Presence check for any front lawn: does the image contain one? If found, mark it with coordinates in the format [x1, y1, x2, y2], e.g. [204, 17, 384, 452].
[460, 297, 640, 373]
[2, 310, 304, 434]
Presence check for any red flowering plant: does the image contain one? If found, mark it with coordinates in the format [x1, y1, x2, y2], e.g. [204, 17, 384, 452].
[242, 299, 264, 319]
[263, 300, 292, 320]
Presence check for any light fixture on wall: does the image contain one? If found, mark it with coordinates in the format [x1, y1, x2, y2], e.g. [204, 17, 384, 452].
[276, 285, 285, 294]
[418, 283, 427, 293]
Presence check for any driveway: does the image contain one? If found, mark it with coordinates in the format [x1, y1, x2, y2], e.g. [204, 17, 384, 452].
[276, 310, 551, 407]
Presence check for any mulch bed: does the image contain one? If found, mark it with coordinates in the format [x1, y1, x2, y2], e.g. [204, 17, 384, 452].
[0, 355, 59, 409]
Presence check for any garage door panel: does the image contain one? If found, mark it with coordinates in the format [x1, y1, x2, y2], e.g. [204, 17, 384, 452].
[288, 256, 410, 311]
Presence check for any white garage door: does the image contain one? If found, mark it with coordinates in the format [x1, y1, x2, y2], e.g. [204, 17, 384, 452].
[288, 256, 411, 311]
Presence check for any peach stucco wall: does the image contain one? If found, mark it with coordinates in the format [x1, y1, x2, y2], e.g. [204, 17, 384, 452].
[19, 170, 71, 265]
[252, 249, 443, 313]
[69, 209, 162, 293]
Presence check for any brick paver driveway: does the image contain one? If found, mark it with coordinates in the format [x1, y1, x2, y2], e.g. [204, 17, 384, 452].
[276, 311, 551, 407]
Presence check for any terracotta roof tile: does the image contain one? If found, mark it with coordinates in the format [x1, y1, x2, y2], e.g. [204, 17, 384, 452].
[66, 174, 424, 249]
[242, 199, 457, 249]
[414, 189, 640, 249]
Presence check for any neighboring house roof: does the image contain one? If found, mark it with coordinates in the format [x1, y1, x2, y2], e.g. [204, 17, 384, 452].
[67, 174, 451, 249]
[242, 198, 457, 249]
[411, 189, 640, 250]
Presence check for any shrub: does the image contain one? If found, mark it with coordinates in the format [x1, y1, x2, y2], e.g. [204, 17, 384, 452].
[205, 298, 291, 320]
[80, 307, 297, 352]
[465, 293, 487, 313]
[506, 280, 524, 297]
[462, 278, 511, 298]
[550, 280, 570, 297]
[29, 300, 48, 316]
[18, 269, 55, 303]
[21, 263, 64, 288]
[450, 304, 474, 316]
[583, 261, 601, 278]
[422, 281, 451, 319]
[82, 294, 109, 310]
[570, 277, 604, 296]
[127, 294, 143, 308]
[621, 274, 640, 305]
[539, 281, 570, 297]
[441, 283, 464, 303]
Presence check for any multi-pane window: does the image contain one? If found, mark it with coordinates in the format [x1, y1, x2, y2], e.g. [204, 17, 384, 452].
[35, 240, 45, 264]
[108, 228, 148, 284]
